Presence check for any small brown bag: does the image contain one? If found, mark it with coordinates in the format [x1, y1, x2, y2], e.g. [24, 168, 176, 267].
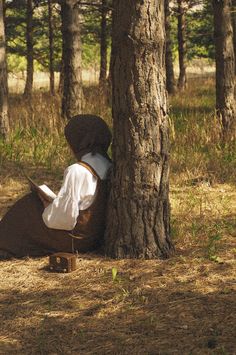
[49, 252, 77, 273]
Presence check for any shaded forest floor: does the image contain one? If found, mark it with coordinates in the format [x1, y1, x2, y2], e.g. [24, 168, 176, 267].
[0, 76, 236, 354]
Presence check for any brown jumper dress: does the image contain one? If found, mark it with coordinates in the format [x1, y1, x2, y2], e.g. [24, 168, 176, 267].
[0, 162, 109, 258]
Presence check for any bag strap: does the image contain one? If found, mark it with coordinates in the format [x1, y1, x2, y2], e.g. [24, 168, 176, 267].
[77, 161, 100, 179]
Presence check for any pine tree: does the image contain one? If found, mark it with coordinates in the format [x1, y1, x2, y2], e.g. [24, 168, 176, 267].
[0, 0, 10, 138]
[48, 0, 55, 95]
[105, 0, 174, 259]
[99, 0, 108, 86]
[177, 0, 187, 90]
[23, 0, 34, 97]
[165, 0, 176, 94]
[61, 0, 83, 119]
[213, 0, 236, 139]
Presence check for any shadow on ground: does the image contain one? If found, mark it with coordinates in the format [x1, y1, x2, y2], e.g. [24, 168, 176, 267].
[0, 255, 235, 355]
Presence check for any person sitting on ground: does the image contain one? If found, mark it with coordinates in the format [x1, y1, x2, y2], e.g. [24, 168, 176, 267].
[0, 114, 112, 259]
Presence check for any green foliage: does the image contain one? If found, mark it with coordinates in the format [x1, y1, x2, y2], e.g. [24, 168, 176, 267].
[7, 54, 26, 72]
[170, 0, 215, 61]
[186, 2, 215, 60]
[5, 0, 114, 73]
[33, 3, 62, 71]
[82, 43, 100, 69]
[6, 0, 26, 67]
[4, 2, 106, 77]
[5, 0, 62, 72]
[80, 1, 112, 68]
[5, 0, 215, 75]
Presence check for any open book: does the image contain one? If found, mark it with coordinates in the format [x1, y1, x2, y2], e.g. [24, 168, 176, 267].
[25, 175, 57, 203]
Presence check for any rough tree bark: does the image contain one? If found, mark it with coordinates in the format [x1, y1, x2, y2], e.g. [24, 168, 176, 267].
[24, 0, 33, 98]
[0, 0, 9, 138]
[232, 0, 236, 74]
[48, 0, 55, 95]
[105, 0, 174, 259]
[213, 0, 236, 139]
[165, 0, 176, 94]
[61, 0, 83, 119]
[99, 0, 108, 86]
[177, 0, 187, 90]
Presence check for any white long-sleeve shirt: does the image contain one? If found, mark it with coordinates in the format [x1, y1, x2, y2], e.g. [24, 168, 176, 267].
[42, 153, 111, 230]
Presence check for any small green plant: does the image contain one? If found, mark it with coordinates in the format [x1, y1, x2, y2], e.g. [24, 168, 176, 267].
[111, 267, 118, 282]
[207, 233, 222, 262]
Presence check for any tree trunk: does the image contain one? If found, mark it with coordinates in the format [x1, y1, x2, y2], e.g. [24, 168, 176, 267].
[58, 57, 64, 94]
[99, 0, 108, 86]
[107, 5, 113, 92]
[107, 46, 112, 87]
[105, 33, 113, 106]
[165, 0, 176, 94]
[232, 0, 236, 75]
[2, 0, 6, 24]
[24, 0, 33, 98]
[0, 0, 9, 138]
[61, 0, 83, 119]
[105, 0, 174, 259]
[213, 0, 236, 139]
[48, 0, 55, 95]
[177, 0, 187, 90]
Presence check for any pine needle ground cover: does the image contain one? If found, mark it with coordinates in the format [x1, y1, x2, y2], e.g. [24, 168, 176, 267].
[0, 77, 235, 354]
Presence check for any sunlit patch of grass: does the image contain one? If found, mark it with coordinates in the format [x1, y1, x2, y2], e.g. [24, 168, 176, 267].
[170, 183, 236, 263]
[169, 77, 236, 183]
[0, 127, 68, 170]
[0, 87, 112, 171]
[1, 76, 235, 183]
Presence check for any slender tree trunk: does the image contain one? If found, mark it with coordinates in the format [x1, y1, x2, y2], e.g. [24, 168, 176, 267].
[58, 58, 64, 94]
[107, 6, 113, 91]
[105, 36, 113, 106]
[61, 0, 83, 119]
[48, 0, 55, 95]
[58, 4, 64, 94]
[99, 0, 108, 86]
[0, 0, 9, 138]
[232, 0, 236, 75]
[24, 0, 33, 98]
[2, 0, 6, 24]
[213, 0, 236, 139]
[105, 0, 174, 259]
[107, 47, 112, 87]
[177, 0, 187, 90]
[165, 0, 175, 94]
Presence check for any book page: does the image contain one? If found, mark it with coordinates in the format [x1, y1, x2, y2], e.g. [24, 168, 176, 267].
[38, 184, 57, 200]
[23, 172, 57, 203]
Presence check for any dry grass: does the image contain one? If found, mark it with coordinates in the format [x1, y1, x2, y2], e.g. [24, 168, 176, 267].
[1, 254, 235, 355]
[0, 76, 236, 354]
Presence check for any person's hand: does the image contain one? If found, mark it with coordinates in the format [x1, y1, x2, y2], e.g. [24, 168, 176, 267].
[37, 192, 51, 208]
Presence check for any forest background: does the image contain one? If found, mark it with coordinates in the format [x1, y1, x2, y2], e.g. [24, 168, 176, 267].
[0, 0, 235, 354]
[1, 0, 234, 177]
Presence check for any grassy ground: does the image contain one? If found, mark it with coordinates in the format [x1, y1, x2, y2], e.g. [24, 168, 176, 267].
[0, 76, 235, 354]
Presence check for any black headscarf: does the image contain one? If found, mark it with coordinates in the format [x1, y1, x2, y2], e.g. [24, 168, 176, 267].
[64, 114, 112, 161]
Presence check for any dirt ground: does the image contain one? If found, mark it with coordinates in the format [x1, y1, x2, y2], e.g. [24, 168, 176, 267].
[0, 164, 235, 355]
